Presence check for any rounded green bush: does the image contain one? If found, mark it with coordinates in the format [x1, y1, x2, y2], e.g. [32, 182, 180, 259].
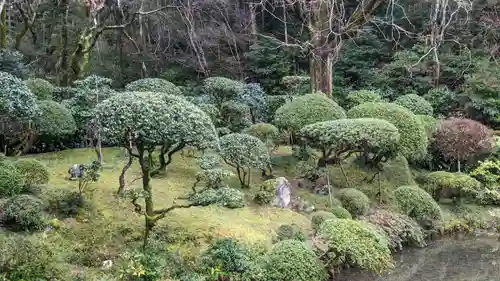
[330, 206, 352, 219]
[197, 103, 220, 125]
[274, 93, 346, 132]
[393, 185, 443, 225]
[244, 123, 279, 144]
[25, 78, 55, 100]
[319, 218, 393, 273]
[394, 94, 433, 115]
[34, 100, 77, 136]
[13, 158, 50, 186]
[425, 171, 482, 201]
[423, 86, 458, 115]
[264, 240, 327, 281]
[363, 209, 426, 251]
[347, 102, 428, 161]
[1, 194, 46, 231]
[201, 237, 250, 273]
[124, 78, 182, 95]
[311, 211, 337, 234]
[254, 179, 276, 205]
[203, 77, 245, 106]
[275, 224, 306, 242]
[337, 188, 370, 217]
[219, 133, 270, 171]
[0, 163, 25, 196]
[189, 187, 245, 208]
[415, 114, 438, 139]
[345, 89, 383, 109]
[220, 101, 252, 132]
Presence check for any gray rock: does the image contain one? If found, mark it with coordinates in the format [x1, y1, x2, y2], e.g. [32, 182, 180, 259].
[68, 164, 85, 180]
[275, 177, 291, 208]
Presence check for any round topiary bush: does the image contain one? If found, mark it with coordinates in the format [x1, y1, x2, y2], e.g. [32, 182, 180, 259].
[254, 179, 276, 205]
[311, 211, 337, 234]
[197, 103, 221, 125]
[424, 171, 482, 201]
[244, 123, 279, 145]
[337, 188, 370, 217]
[124, 78, 182, 95]
[274, 224, 306, 242]
[345, 89, 383, 109]
[220, 101, 252, 132]
[203, 77, 245, 106]
[415, 114, 438, 139]
[264, 240, 327, 281]
[394, 94, 434, 116]
[0, 163, 25, 196]
[330, 206, 352, 219]
[201, 237, 251, 274]
[1, 194, 46, 231]
[363, 209, 426, 251]
[189, 187, 245, 209]
[33, 100, 77, 136]
[25, 78, 54, 100]
[393, 185, 443, 226]
[274, 93, 346, 132]
[0, 71, 39, 118]
[319, 218, 393, 273]
[13, 158, 50, 186]
[347, 102, 428, 161]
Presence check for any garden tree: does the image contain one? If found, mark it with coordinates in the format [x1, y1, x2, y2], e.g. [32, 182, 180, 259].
[124, 78, 182, 95]
[244, 123, 280, 177]
[316, 218, 393, 275]
[423, 87, 459, 117]
[63, 75, 114, 163]
[238, 83, 267, 123]
[92, 91, 218, 247]
[394, 94, 434, 116]
[257, 0, 389, 96]
[433, 118, 494, 172]
[281, 75, 310, 96]
[0, 71, 39, 155]
[25, 78, 55, 100]
[274, 93, 346, 142]
[220, 101, 252, 133]
[203, 77, 245, 107]
[218, 133, 270, 188]
[0, 50, 28, 78]
[347, 102, 429, 162]
[344, 90, 383, 109]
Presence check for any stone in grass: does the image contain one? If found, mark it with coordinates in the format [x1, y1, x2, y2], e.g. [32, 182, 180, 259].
[275, 177, 291, 208]
[68, 164, 85, 180]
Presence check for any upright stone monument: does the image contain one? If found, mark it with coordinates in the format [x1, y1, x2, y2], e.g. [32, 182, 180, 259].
[68, 164, 85, 180]
[275, 177, 291, 208]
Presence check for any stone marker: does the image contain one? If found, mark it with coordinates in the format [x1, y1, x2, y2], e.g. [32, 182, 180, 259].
[275, 177, 291, 208]
[68, 164, 85, 180]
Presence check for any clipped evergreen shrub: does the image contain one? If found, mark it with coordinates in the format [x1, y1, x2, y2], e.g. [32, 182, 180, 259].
[34, 100, 77, 136]
[0, 163, 25, 197]
[337, 188, 370, 217]
[274, 224, 306, 242]
[394, 94, 434, 115]
[13, 158, 50, 186]
[254, 179, 276, 205]
[201, 237, 251, 274]
[25, 78, 55, 100]
[311, 211, 337, 234]
[393, 185, 443, 226]
[190, 187, 245, 208]
[125, 78, 182, 95]
[330, 206, 352, 219]
[1, 194, 46, 231]
[425, 171, 482, 201]
[345, 89, 383, 109]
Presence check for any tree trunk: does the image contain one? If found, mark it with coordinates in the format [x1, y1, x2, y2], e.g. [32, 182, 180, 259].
[139, 148, 154, 248]
[310, 50, 333, 97]
[0, 3, 6, 49]
[117, 153, 133, 195]
[60, 0, 71, 85]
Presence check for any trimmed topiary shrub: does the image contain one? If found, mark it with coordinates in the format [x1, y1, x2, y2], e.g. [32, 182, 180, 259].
[0, 163, 25, 197]
[337, 188, 370, 217]
[393, 185, 443, 226]
[311, 211, 337, 234]
[433, 118, 494, 170]
[363, 209, 426, 251]
[347, 102, 428, 161]
[318, 218, 393, 273]
[274, 93, 346, 132]
[264, 240, 328, 281]
[203, 77, 245, 107]
[423, 86, 458, 116]
[424, 171, 482, 202]
[189, 187, 245, 208]
[34, 100, 77, 136]
[220, 101, 252, 132]
[274, 224, 306, 242]
[415, 114, 438, 139]
[0, 71, 39, 118]
[238, 83, 267, 122]
[25, 78, 55, 100]
[394, 94, 434, 115]
[201, 237, 251, 274]
[254, 179, 276, 205]
[265, 95, 289, 121]
[1, 194, 46, 231]
[13, 158, 50, 186]
[125, 78, 182, 95]
[219, 133, 270, 188]
[345, 89, 383, 109]
[197, 103, 221, 125]
[330, 206, 352, 219]
[244, 123, 279, 146]
[43, 188, 86, 217]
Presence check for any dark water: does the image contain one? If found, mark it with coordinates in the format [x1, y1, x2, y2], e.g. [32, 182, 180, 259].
[335, 236, 500, 281]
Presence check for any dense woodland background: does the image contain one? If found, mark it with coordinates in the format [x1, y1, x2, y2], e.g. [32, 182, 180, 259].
[0, 0, 499, 129]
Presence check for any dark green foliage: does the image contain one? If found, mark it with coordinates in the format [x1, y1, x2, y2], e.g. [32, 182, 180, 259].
[34, 100, 77, 136]
[125, 78, 181, 95]
[244, 123, 279, 146]
[0, 50, 28, 78]
[265, 95, 289, 121]
[364, 209, 426, 251]
[0, 71, 39, 118]
[347, 102, 428, 161]
[198, 103, 221, 125]
[203, 77, 245, 107]
[311, 211, 337, 234]
[201, 238, 251, 273]
[424, 171, 482, 201]
[0, 235, 71, 280]
[25, 78, 55, 100]
[423, 87, 458, 116]
[329, 206, 352, 219]
[274, 224, 306, 242]
[189, 187, 245, 208]
[263, 240, 328, 281]
[394, 94, 434, 115]
[393, 186, 443, 226]
[220, 101, 252, 132]
[239, 83, 267, 122]
[1, 194, 46, 231]
[319, 218, 393, 273]
[254, 179, 276, 205]
[13, 158, 50, 186]
[415, 114, 438, 139]
[345, 89, 383, 109]
[337, 188, 370, 217]
[274, 93, 346, 132]
[0, 163, 25, 197]
[43, 188, 86, 217]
